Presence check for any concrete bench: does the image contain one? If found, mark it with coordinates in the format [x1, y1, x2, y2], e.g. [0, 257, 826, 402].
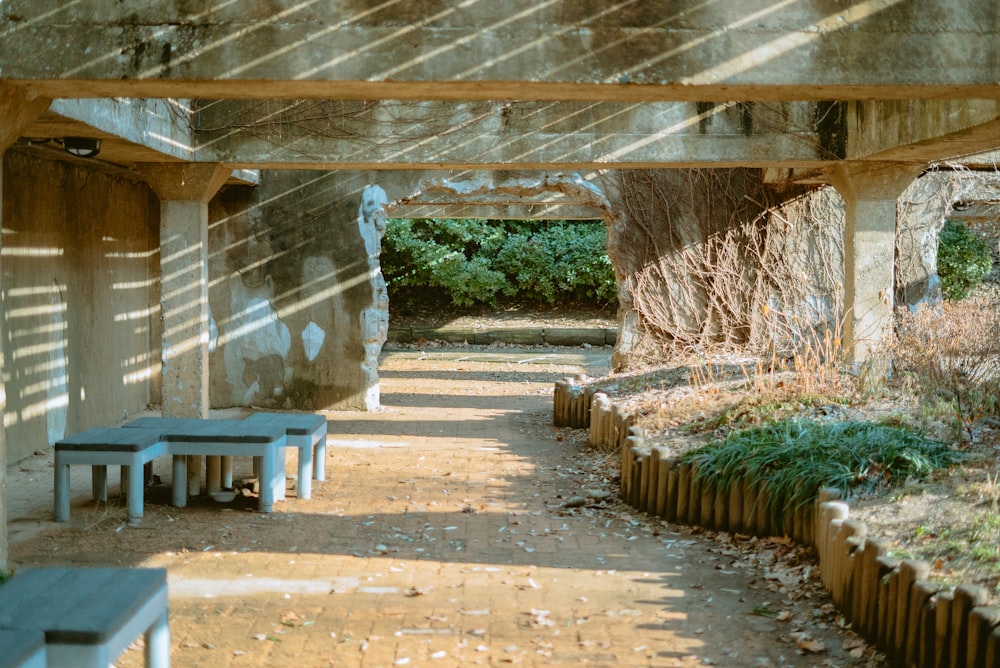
[243, 412, 327, 499]
[54, 427, 167, 522]
[0, 567, 169, 668]
[0, 629, 46, 668]
[123, 417, 286, 512]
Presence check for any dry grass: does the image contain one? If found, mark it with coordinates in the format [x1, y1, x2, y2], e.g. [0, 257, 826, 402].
[891, 297, 1000, 442]
[598, 281, 1000, 600]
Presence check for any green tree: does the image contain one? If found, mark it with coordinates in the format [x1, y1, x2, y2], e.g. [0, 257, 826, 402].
[937, 221, 993, 300]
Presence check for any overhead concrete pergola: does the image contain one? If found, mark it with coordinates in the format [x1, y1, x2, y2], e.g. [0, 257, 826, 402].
[1, 1, 999, 399]
[2, 0, 1000, 565]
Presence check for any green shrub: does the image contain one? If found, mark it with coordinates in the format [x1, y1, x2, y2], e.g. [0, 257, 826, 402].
[681, 418, 961, 529]
[937, 221, 993, 300]
[381, 218, 615, 308]
[380, 218, 508, 307]
[495, 222, 616, 304]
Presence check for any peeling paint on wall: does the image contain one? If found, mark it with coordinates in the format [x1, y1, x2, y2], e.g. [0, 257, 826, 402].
[359, 184, 389, 412]
[222, 274, 291, 406]
[46, 282, 68, 445]
[208, 310, 219, 353]
[302, 321, 325, 361]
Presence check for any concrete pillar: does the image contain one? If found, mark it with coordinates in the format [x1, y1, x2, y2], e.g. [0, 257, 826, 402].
[0, 154, 8, 571]
[828, 163, 923, 364]
[139, 164, 229, 495]
[0, 86, 51, 570]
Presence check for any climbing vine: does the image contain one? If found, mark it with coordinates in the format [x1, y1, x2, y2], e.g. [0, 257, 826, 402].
[608, 169, 844, 362]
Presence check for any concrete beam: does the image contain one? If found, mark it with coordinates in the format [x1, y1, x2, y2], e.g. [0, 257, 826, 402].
[943, 149, 1000, 169]
[48, 98, 195, 161]
[193, 100, 829, 169]
[387, 203, 603, 220]
[2, 1, 999, 101]
[847, 100, 1000, 162]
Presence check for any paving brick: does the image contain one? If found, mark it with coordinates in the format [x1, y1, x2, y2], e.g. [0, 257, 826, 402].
[6, 349, 869, 667]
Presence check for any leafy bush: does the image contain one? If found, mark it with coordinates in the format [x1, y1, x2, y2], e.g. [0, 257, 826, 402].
[681, 418, 961, 527]
[495, 222, 615, 303]
[380, 218, 508, 307]
[381, 218, 616, 308]
[937, 221, 993, 300]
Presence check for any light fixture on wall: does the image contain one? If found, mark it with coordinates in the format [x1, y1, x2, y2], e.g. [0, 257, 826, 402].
[62, 136, 101, 158]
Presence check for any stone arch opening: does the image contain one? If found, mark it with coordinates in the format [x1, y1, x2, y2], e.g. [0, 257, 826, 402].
[373, 170, 624, 357]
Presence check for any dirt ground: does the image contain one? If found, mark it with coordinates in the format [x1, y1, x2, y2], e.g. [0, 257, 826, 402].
[7, 347, 882, 667]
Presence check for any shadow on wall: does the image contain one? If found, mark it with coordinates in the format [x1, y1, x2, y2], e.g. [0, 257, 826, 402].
[1, 150, 159, 462]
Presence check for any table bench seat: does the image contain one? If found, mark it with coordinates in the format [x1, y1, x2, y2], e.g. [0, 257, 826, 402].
[54, 412, 327, 521]
[0, 567, 169, 668]
[54, 427, 167, 522]
[0, 629, 45, 668]
[122, 418, 286, 512]
[244, 412, 328, 498]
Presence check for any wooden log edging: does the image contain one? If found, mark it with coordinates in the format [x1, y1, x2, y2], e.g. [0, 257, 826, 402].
[557, 384, 1000, 668]
[553, 377, 596, 430]
[553, 380, 634, 454]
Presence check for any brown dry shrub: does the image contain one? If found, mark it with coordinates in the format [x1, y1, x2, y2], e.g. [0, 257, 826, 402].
[892, 298, 1000, 441]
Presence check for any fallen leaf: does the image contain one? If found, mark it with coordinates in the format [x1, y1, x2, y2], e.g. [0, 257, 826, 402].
[797, 639, 827, 653]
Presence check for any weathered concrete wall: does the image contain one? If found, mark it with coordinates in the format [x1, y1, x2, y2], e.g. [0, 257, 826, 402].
[1, 150, 159, 463]
[605, 169, 782, 363]
[193, 99, 831, 169]
[207, 171, 386, 411]
[605, 167, 1000, 367]
[5, 1, 1000, 101]
[897, 169, 1000, 310]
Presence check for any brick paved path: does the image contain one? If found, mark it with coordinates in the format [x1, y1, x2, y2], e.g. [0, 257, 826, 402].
[7, 348, 866, 667]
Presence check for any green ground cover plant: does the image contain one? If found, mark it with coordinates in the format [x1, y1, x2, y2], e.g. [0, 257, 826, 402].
[680, 419, 962, 529]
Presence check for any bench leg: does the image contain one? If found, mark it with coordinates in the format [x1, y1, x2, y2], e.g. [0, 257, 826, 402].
[145, 609, 171, 668]
[315, 436, 327, 482]
[127, 462, 144, 523]
[221, 456, 234, 488]
[54, 454, 71, 522]
[186, 455, 201, 496]
[92, 465, 108, 502]
[252, 455, 286, 500]
[172, 455, 188, 507]
[259, 455, 275, 513]
[206, 455, 222, 494]
[297, 444, 312, 500]
[275, 447, 286, 501]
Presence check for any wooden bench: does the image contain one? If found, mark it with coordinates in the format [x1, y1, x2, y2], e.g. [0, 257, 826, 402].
[54, 427, 167, 523]
[243, 412, 328, 499]
[0, 567, 169, 668]
[0, 629, 46, 668]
